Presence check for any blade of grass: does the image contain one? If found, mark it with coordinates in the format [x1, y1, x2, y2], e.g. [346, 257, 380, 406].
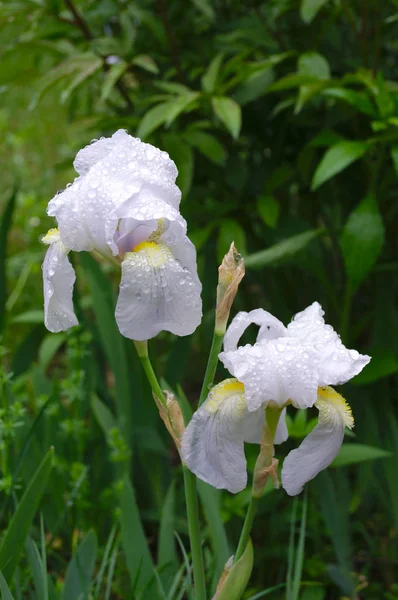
[94, 526, 117, 599]
[0, 188, 17, 335]
[0, 571, 15, 600]
[0, 448, 53, 581]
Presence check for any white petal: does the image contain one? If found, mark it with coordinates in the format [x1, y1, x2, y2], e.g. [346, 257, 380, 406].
[42, 231, 78, 333]
[115, 241, 202, 340]
[220, 338, 320, 411]
[287, 302, 371, 386]
[274, 407, 288, 444]
[223, 309, 286, 352]
[48, 132, 181, 254]
[281, 386, 353, 496]
[107, 185, 186, 255]
[181, 379, 259, 493]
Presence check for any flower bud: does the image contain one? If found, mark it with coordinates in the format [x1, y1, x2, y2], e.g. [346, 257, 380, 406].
[215, 242, 245, 334]
[153, 390, 185, 450]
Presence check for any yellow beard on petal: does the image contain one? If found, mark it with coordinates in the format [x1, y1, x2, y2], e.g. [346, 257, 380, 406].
[132, 241, 172, 267]
[316, 385, 354, 429]
[205, 378, 246, 414]
[42, 228, 60, 245]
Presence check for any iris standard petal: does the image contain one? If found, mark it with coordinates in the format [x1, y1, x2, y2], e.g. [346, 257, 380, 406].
[223, 309, 286, 352]
[115, 241, 202, 340]
[42, 229, 78, 333]
[181, 379, 262, 493]
[281, 386, 354, 496]
[48, 131, 181, 254]
[287, 301, 371, 386]
[220, 338, 320, 411]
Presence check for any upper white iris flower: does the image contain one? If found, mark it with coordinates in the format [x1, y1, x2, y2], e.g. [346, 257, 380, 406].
[42, 130, 202, 341]
[182, 302, 370, 495]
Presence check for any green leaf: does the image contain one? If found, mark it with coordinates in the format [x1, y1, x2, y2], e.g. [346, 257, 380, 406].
[0, 188, 17, 334]
[38, 333, 66, 371]
[100, 61, 128, 102]
[321, 87, 375, 116]
[12, 310, 44, 324]
[202, 53, 224, 93]
[391, 145, 398, 176]
[218, 219, 247, 263]
[340, 194, 384, 289]
[298, 52, 330, 80]
[91, 395, 116, 436]
[162, 136, 194, 198]
[26, 538, 47, 600]
[132, 54, 159, 74]
[0, 449, 53, 581]
[212, 97, 242, 139]
[157, 480, 178, 580]
[0, 572, 15, 600]
[62, 531, 97, 600]
[245, 229, 323, 269]
[120, 478, 163, 598]
[136, 103, 177, 140]
[300, 0, 329, 23]
[184, 131, 226, 165]
[311, 141, 370, 190]
[214, 538, 253, 600]
[256, 195, 280, 228]
[332, 444, 392, 467]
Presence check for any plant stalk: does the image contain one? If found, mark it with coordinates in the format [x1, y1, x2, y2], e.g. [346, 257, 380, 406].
[198, 330, 224, 407]
[134, 341, 207, 600]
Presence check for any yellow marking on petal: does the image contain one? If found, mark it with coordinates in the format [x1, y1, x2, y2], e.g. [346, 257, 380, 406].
[42, 228, 60, 245]
[205, 378, 246, 414]
[316, 386, 354, 429]
[132, 241, 171, 267]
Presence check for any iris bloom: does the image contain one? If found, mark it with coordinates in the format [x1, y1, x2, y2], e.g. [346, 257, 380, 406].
[42, 130, 202, 340]
[182, 302, 370, 495]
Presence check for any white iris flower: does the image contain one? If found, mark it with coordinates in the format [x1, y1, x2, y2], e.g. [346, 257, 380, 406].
[42, 130, 202, 340]
[182, 302, 370, 495]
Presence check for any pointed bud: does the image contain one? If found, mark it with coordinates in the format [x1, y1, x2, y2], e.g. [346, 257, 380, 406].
[216, 242, 245, 334]
[212, 539, 253, 600]
[153, 390, 185, 451]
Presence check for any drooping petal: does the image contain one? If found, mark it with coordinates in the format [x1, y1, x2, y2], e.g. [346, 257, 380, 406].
[281, 386, 354, 496]
[223, 309, 286, 352]
[220, 338, 320, 411]
[181, 379, 262, 493]
[274, 407, 288, 444]
[42, 229, 78, 333]
[115, 240, 202, 340]
[48, 131, 181, 254]
[287, 302, 371, 386]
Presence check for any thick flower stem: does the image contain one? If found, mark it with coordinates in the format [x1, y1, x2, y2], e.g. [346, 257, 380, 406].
[183, 466, 207, 600]
[198, 330, 224, 407]
[234, 407, 283, 564]
[134, 340, 207, 600]
[234, 496, 259, 563]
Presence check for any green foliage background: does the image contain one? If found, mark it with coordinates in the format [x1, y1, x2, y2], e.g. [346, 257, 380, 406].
[1, 0, 398, 598]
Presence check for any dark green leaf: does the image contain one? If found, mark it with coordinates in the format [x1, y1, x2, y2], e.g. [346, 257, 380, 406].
[0, 189, 17, 334]
[256, 196, 280, 228]
[245, 229, 323, 269]
[300, 0, 329, 23]
[332, 444, 392, 467]
[340, 194, 384, 289]
[212, 97, 242, 139]
[62, 531, 97, 600]
[311, 141, 370, 190]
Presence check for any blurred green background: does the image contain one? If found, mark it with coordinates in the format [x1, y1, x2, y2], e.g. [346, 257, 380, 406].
[1, 0, 398, 598]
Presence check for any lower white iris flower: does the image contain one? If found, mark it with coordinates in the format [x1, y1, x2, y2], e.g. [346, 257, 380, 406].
[182, 302, 370, 495]
[42, 130, 202, 340]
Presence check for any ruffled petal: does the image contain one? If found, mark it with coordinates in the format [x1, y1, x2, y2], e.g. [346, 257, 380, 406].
[281, 386, 354, 496]
[223, 309, 286, 352]
[181, 379, 258, 493]
[48, 131, 181, 254]
[42, 229, 78, 333]
[287, 302, 371, 386]
[274, 407, 288, 444]
[220, 338, 320, 411]
[115, 240, 202, 340]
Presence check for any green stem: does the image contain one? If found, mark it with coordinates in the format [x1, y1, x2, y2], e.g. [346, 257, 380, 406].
[183, 466, 207, 600]
[198, 330, 224, 407]
[134, 341, 207, 600]
[234, 496, 259, 563]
